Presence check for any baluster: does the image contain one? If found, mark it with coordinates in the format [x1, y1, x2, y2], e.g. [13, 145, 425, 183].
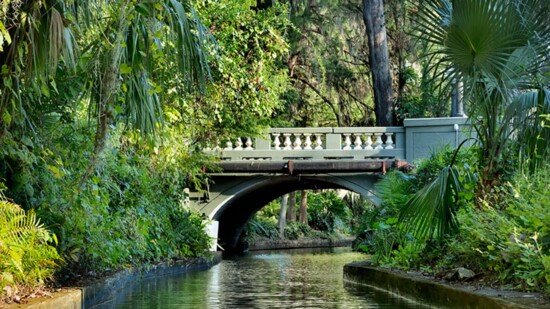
[384, 133, 394, 149]
[224, 141, 233, 151]
[293, 133, 303, 150]
[343, 134, 352, 150]
[234, 138, 243, 150]
[353, 134, 363, 150]
[374, 133, 384, 149]
[272, 133, 282, 150]
[314, 133, 323, 150]
[283, 133, 293, 150]
[245, 137, 254, 150]
[303, 133, 313, 150]
[364, 134, 374, 149]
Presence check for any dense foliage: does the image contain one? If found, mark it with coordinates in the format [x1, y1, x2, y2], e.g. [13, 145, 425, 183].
[355, 149, 550, 295]
[354, 1, 550, 297]
[0, 193, 60, 302]
[0, 0, 291, 302]
[0, 0, 549, 303]
[243, 190, 358, 242]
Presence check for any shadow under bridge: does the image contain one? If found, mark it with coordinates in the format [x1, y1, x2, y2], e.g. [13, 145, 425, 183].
[192, 160, 391, 252]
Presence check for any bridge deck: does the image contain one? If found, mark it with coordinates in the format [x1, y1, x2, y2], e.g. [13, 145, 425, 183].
[213, 159, 403, 175]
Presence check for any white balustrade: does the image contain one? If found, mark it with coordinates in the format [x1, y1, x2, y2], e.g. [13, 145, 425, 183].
[293, 134, 303, 150]
[343, 134, 352, 150]
[213, 140, 221, 152]
[303, 134, 313, 150]
[314, 133, 323, 150]
[283, 134, 292, 150]
[224, 141, 233, 151]
[213, 128, 400, 159]
[201, 122, 456, 163]
[364, 134, 373, 149]
[353, 135, 363, 150]
[384, 133, 394, 149]
[272, 134, 281, 150]
[245, 137, 254, 150]
[373, 133, 384, 149]
[336, 132, 398, 151]
[234, 138, 243, 150]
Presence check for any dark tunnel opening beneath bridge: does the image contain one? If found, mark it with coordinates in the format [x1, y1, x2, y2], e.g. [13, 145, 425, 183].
[213, 176, 372, 254]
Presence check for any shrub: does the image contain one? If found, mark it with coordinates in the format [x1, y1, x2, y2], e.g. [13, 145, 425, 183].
[0, 196, 60, 301]
[284, 222, 311, 240]
[307, 191, 350, 233]
[440, 166, 550, 294]
[243, 216, 279, 240]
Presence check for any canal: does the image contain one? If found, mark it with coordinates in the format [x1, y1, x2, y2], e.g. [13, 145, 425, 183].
[109, 247, 425, 308]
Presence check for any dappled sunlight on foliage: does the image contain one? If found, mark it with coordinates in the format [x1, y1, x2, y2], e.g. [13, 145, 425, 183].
[0, 191, 61, 302]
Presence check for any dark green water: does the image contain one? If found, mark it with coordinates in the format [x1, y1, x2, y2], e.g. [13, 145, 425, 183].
[111, 248, 426, 308]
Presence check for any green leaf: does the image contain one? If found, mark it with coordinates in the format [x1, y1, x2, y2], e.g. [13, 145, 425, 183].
[0, 21, 11, 52]
[120, 63, 132, 74]
[2, 111, 12, 126]
[41, 84, 51, 98]
[21, 136, 33, 147]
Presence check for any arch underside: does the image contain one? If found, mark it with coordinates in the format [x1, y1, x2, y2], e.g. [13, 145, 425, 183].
[198, 173, 379, 252]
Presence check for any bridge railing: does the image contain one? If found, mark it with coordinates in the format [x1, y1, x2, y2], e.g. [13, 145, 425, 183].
[204, 117, 470, 162]
[206, 127, 405, 161]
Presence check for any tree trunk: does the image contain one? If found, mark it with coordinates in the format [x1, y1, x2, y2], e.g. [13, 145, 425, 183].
[451, 77, 465, 117]
[299, 190, 308, 224]
[94, 2, 130, 155]
[363, 0, 394, 126]
[81, 3, 129, 184]
[278, 194, 288, 238]
[287, 191, 296, 222]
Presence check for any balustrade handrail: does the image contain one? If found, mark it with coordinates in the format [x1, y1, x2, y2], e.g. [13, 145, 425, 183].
[268, 127, 404, 134]
[204, 117, 471, 163]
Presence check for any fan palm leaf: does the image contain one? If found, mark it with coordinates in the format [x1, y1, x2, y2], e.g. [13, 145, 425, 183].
[400, 0, 549, 240]
[398, 163, 475, 241]
[411, 0, 550, 177]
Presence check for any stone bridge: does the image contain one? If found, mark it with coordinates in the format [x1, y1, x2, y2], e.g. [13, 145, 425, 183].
[189, 117, 470, 252]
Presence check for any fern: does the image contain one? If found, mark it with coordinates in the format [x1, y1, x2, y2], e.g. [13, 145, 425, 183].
[0, 198, 61, 297]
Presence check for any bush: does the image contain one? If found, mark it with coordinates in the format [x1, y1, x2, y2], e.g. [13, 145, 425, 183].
[284, 222, 311, 240]
[359, 147, 550, 295]
[440, 167, 550, 294]
[353, 171, 413, 257]
[0, 196, 61, 302]
[1, 126, 211, 282]
[243, 216, 279, 240]
[307, 191, 350, 233]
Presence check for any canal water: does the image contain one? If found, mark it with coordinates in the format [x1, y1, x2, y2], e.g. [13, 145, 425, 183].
[110, 247, 426, 308]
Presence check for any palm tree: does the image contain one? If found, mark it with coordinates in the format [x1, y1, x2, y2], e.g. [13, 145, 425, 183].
[0, 0, 211, 152]
[417, 0, 549, 178]
[399, 0, 550, 241]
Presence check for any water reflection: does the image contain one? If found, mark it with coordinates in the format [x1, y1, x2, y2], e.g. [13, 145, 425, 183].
[107, 247, 426, 309]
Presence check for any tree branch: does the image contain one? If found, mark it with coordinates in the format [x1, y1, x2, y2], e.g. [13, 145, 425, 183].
[292, 76, 341, 126]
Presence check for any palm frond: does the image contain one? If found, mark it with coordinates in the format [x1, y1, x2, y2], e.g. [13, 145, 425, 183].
[398, 164, 475, 241]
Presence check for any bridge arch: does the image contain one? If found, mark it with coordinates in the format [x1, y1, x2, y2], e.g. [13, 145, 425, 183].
[197, 174, 380, 252]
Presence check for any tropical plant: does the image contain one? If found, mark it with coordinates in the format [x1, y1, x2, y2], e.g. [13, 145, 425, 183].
[398, 0, 550, 241]
[0, 0, 211, 156]
[0, 195, 60, 299]
[398, 162, 476, 241]
[307, 191, 350, 233]
[412, 0, 550, 183]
